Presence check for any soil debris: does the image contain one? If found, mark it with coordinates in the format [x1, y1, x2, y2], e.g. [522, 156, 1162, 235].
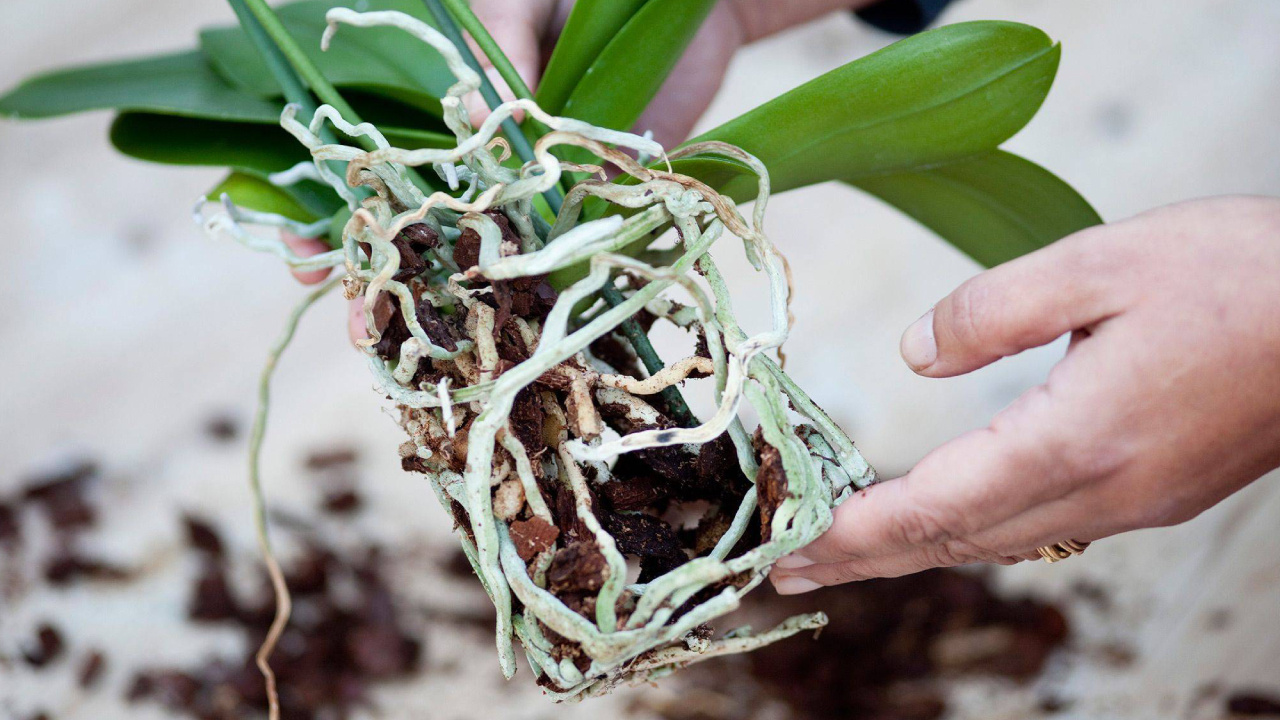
[640, 569, 1069, 720]
[204, 413, 240, 443]
[322, 488, 363, 515]
[23, 460, 98, 531]
[0, 500, 20, 545]
[43, 547, 131, 586]
[183, 514, 225, 558]
[1228, 692, 1280, 716]
[128, 514, 422, 720]
[509, 516, 559, 561]
[188, 561, 241, 622]
[547, 541, 608, 595]
[22, 622, 66, 668]
[391, 222, 439, 282]
[751, 431, 789, 542]
[304, 447, 359, 471]
[77, 649, 107, 689]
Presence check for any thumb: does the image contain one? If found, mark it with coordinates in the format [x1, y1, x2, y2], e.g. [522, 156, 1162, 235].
[462, 0, 556, 126]
[901, 230, 1121, 378]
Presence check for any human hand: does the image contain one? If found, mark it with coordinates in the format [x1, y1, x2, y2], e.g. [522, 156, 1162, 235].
[771, 195, 1280, 594]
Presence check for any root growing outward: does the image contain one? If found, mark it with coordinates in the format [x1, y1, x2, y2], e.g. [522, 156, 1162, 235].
[202, 7, 877, 704]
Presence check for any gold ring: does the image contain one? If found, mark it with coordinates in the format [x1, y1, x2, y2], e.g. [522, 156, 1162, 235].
[1037, 539, 1090, 563]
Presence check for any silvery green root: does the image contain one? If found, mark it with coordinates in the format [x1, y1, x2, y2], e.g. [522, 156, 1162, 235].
[198, 8, 876, 701]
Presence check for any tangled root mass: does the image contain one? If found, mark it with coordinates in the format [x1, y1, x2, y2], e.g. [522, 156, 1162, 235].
[201, 7, 876, 700]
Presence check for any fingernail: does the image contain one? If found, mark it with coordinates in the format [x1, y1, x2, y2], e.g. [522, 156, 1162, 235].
[900, 308, 937, 371]
[774, 576, 823, 596]
[775, 553, 815, 570]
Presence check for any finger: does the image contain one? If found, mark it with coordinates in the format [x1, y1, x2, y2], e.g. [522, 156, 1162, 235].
[772, 494, 1108, 593]
[900, 227, 1123, 378]
[463, 0, 555, 125]
[633, 2, 742, 149]
[348, 296, 367, 345]
[282, 232, 334, 285]
[783, 424, 1046, 568]
[785, 351, 1116, 568]
[773, 550, 1024, 594]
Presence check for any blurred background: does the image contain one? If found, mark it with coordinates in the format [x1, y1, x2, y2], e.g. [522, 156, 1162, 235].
[2, 0, 1279, 718]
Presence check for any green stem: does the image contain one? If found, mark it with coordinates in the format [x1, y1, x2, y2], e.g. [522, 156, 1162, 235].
[600, 283, 698, 428]
[422, 0, 564, 215]
[227, 0, 346, 164]
[438, 0, 535, 101]
[242, 0, 375, 152]
[228, 0, 312, 114]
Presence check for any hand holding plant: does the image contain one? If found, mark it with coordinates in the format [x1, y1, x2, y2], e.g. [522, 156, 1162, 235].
[774, 196, 1280, 591]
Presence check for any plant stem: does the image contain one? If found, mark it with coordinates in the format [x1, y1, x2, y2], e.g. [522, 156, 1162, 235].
[241, 0, 376, 152]
[600, 283, 698, 428]
[422, 0, 564, 215]
[425, 1, 690, 424]
[420, 0, 686, 420]
[227, 0, 347, 169]
[438, 0, 535, 102]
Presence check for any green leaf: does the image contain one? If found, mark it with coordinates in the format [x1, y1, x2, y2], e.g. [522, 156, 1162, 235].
[0, 51, 281, 122]
[679, 21, 1062, 201]
[850, 150, 1102, 267]
[537, 0, 648, 115]
[200, 0, 453, 115]
[109, 112, 453, 173]
[560, 0, 715, 132]
[208, 170, 342, 222]
[110, 112, 308, 172]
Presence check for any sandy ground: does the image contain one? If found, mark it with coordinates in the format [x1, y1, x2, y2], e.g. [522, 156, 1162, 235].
[2, 0, 1279, 718]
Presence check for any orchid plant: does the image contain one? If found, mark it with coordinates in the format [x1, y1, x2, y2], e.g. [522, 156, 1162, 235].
[1, 0, 1099, 707]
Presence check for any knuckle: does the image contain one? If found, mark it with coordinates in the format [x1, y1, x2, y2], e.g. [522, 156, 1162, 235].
[926, 538, 1002, 569]
[1138, 493, 1198, 529]
[891, 504, 956, 549]
[945, 280, 992, 350]
[831, 563, 872, 584]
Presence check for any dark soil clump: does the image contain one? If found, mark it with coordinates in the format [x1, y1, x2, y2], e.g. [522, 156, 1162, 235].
[547, 541, 608, 595]
[23, 460, 98, 531]
[128, 516, 422, 720]
[77, 649, 107, 689]
[641, 569, 1069, 720]
[22, 623, 66, 668]
[204, 413, 240, 442]
[1228, 692, 1280, 717]
[304, 447, 359, 471]
[509, 517, 559, 561]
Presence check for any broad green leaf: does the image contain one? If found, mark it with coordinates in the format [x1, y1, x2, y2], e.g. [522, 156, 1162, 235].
[560, 0, 715, 132]
[552, 148, 1097, 289]
[200, 0, 453, 115]
[537, 0, 648, 115]
[110, 113, 309, 172]
[0, 51, 281, 122]
[679, 21, 1062, 201]
[208, 170, 343, 222]
[109, 112, 453, 173]
[850, 150, 1101, 267]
